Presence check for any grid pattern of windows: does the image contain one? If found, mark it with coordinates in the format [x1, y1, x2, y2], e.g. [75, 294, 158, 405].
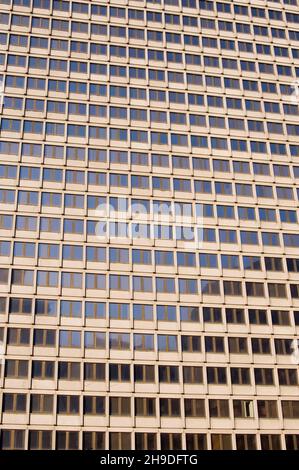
[0, 0, 298, 450]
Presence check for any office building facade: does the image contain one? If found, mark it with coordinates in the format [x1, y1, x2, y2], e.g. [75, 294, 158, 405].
[0, 0, 299, 450]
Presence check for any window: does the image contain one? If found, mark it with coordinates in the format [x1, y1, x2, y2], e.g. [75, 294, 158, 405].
[9, 298, 32, 315]
[84, 396, 105, 416]
[180, 306, 199, 322]
[3, 393, 27, 413]
[207, 367, 227, 384]
[246, 282, 265, 297]
[56, 431, 79, 450]
[5, 359, 28, 379]
[109, 433, 131, 451]
[159, 365, 179, 383]
[205, 336, 224, 353]
[84, 363, 105, 382]
[233, 400, 254, 418]
[110, 397, 131, 416]
[271, 310, 290, 326]
[226, 309, 245, 324]
[186, 433, 207, 450]
[109, 303, 129, 320]
[12, 269, 34, 286]
[228, 337, 248, 354]
[85, 332, 105, 350]
[261, 435, 281, 450]
[285, 435, 299, 451]
[133, 304, 153, 321]
[278, 369, 298, 386]
[135, 433, 157, 451]
[201, 280, 220, 295]
[57, 395, 79, 415]
[60, 330, 81, 348]
[183, 366, 203, 384]
[0, 269, 9, 285]
[134, 334, 154, 351]
[60, 301, 82, 318]
[83, 432, 105, 451]
[181, 335, 201, 352]
[249, 309, 267, 325]
[109, 364, 130, 382]
[231, 368, 251, 385]
[31, 394, 53, 414]
[209, 399, 230, 418]
[160, 433, 182, 450]
[282, 401, 299, 419]
[1, 430, 25, 450]
[252, 338, 271, 354]
[236, 434, 257, 450]
[160, 398, 181, 417]
[158, 335, 177, 352]
[254, 368, 274, 386]
[7, 328, 30, 346]
[200, 254, 218, 268]
[224, 281, 243, 296]
[58, 362, 80, 381]
[275, 339, 292, 355]
[34, 329, 56, 347]
[134, 364, 155, 383]
[29, 431, 52, 450]
[135, 398, 156, 417]
[32, 361, 54, 380]
[37, 271, 58, 288]
[35, 299, 57, 317]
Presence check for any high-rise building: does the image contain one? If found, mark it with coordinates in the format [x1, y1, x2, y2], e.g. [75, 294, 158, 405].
[0, 0, 298, 451]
